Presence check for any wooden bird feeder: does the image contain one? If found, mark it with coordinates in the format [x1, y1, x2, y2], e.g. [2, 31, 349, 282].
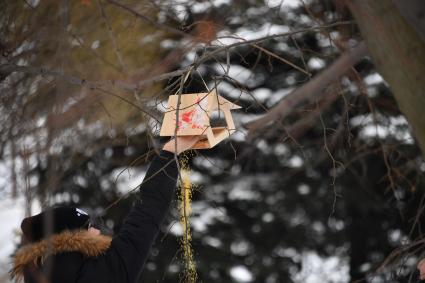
[160, 90, 241, 149]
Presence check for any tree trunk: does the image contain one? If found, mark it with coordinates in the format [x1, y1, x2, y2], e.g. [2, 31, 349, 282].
[347, 0, 425, 154]
[392, 0, 425, 42]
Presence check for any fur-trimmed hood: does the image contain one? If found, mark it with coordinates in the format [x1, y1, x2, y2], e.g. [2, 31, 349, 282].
[11, 230, 112, 281]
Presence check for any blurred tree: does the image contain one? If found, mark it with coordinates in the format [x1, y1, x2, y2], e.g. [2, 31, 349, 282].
[1, 0, 425, 282]
[347, 0, 425, 153]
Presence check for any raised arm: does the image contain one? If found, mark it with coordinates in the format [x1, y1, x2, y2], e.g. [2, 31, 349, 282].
[106, 137, 198, 283]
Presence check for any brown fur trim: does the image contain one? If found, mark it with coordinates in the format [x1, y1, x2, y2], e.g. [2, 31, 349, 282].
[10, 230, 112, 281]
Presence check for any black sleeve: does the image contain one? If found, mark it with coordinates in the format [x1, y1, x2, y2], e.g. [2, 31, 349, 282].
[107, 150, 178, 283]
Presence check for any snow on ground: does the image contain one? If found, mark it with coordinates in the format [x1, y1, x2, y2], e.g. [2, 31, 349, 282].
[293, 251, 350, 283]
[266, 0, 305, 9]
[228, 250, 349, 283]
[230, 265, 254, 282]
[364, 73, 385, 85]
[350, 114, 414, 143]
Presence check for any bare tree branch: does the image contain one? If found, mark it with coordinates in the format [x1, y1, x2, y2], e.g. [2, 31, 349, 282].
[97, 0, 127, 72]
[194, 21, 354, 66]
[105, 0, 190, 38]
[0, 63, 188, 91]
[246, 41, 368, 139]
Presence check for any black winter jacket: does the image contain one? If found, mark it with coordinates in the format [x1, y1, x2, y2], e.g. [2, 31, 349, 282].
[11, 150, 178, 283]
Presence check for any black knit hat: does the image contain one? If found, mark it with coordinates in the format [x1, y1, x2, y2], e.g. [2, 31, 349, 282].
[21, 206, 90, 243]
